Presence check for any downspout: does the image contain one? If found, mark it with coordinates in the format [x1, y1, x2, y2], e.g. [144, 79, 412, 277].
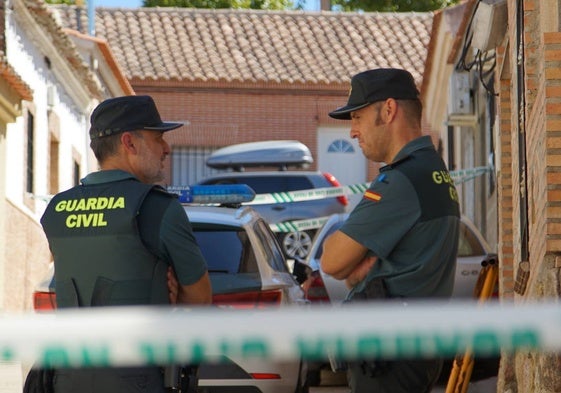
[88, 0, 95, 36]
[514, 0, 530, 295]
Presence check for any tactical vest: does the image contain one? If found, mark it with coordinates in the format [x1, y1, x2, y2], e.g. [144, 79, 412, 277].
[41, 179, 170, 308]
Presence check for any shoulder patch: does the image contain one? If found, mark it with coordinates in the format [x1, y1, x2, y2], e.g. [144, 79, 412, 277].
[364, 190, 382, 202]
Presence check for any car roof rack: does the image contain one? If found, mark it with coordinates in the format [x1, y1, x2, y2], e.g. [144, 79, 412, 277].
[206, 140, 313, 172]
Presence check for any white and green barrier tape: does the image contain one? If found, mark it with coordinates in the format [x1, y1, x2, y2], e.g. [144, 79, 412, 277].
[266, 166, 492, 232]
[0, 301, 553, 368]
[252, 166, 492, 207]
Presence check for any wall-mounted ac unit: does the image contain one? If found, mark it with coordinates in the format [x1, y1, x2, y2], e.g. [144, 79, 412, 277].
[471, 0, 508, 51]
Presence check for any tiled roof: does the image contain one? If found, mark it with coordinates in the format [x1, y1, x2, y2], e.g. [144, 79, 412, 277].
[51, 6, 433, 87]
[0, 52, 33, 101]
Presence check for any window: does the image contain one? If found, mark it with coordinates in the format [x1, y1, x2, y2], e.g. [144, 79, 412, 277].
[172, 146, 217, 185]
[26, 112, 34, 194]
[327, 139, 355, 153]
[192, 225, 261, 293]
[49, 137, 59, 195]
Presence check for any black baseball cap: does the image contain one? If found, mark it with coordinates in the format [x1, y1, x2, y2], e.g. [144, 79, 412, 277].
[89, 95, 184, 139]
[329, 68, 420, 120]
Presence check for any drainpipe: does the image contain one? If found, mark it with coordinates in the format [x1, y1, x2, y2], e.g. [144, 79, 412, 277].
[88, 0, 95, 36]
[513, 0, 530, 295]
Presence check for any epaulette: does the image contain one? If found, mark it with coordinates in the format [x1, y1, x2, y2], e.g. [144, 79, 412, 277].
[380, 155, 412, 172]
[151, 185, 178, 199]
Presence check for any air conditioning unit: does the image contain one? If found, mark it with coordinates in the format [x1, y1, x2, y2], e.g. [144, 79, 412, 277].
[471, 0, 508, 51]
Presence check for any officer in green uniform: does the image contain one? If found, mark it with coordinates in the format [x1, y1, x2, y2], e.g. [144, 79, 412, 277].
[41, 95, 212, 393]
[321, 69, 460, 393]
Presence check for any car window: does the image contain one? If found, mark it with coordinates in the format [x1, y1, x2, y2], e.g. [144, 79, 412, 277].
[457, 221, 485, 257]
[253, 219, 290, 272]
[284, 176, 314, 191]
[204, 175, 314, 194]
[193, 229, 258, 274]
[241, 177, 287, 193]
[192, 226, 262, 294]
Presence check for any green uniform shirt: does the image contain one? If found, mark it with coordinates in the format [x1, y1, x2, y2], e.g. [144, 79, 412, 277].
[81, 170, 207, 286]
[341, 136, 460, 298]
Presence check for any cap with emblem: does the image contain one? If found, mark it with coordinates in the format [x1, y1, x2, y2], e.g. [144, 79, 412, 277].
[329, 68, 420, 120]
[89, 95, 184, 139]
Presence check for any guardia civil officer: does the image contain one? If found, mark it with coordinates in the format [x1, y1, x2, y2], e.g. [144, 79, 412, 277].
[321, 69, 460, 392]
[40, 95, 212, 393]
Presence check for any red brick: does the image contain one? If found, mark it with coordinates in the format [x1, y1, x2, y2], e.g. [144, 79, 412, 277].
[544, 32, 561, 44]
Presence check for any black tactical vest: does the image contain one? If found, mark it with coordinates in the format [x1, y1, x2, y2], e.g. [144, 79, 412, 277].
[41, 179, 170, 308]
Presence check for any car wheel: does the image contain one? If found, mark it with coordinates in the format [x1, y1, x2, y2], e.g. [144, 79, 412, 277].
[281, 230, 314, 259]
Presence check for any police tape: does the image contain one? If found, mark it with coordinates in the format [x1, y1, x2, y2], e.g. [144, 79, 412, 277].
[249, 166, 492, 207]
[265, 166, 492, 232]
[270, 216, 331, 233]
[0, 301, 557, 368]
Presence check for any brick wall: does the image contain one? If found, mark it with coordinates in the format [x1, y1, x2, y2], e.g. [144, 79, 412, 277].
[132, 82, 354, 183]
[497, 1, 561, 391]
[544, 32, 561, 253]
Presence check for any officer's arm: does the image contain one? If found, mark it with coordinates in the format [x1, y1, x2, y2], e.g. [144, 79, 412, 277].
[321, 230, 370, 280]
[167, 268, 212, 305]
[177, 271, 212, 305]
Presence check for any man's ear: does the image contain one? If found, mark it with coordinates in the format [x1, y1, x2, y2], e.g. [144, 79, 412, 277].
[121, 132, 137, 153]
[384, 98, 398, 123]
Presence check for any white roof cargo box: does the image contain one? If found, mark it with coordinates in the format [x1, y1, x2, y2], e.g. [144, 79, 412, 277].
[206, 140, 313, 171]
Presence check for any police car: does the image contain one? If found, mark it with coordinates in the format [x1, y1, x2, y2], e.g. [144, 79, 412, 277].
[34, 185, 310, 393]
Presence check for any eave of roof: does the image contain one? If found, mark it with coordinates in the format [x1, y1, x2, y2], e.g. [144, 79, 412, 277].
[0, 53, 33, 101]
[447, 0, 478, 65]
[63, 28, 135, 96]
[21, 0, 102, 100]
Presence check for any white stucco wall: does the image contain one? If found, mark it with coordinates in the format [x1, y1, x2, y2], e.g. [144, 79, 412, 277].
[4, 8, 91, 220]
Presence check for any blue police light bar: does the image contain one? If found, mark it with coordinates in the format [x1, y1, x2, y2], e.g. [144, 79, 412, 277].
[167, 184, 256, 204]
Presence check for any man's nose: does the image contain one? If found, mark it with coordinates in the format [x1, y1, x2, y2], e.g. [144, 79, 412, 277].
[163, 140, 171, 155]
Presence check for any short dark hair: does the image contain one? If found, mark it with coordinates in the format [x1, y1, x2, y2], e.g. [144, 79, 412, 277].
[397, 98, 423, 125]
[90, 132, 122, 162]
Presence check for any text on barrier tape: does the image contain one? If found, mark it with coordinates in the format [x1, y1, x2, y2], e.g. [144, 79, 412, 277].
[0, 301, 556, 368]
[248, 166, 492, 206]
[265, 166, 492, 232]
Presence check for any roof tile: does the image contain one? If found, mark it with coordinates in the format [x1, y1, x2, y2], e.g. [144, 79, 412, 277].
[50, 6, 433, 86]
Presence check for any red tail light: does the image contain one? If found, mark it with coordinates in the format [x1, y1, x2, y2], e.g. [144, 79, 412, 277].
[33, 291, 57, 311]
[250, 373, 281, 380]
[302, 271, 330, 303]
[322, 172, 349, 206]
[212, 289, 282, 309]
